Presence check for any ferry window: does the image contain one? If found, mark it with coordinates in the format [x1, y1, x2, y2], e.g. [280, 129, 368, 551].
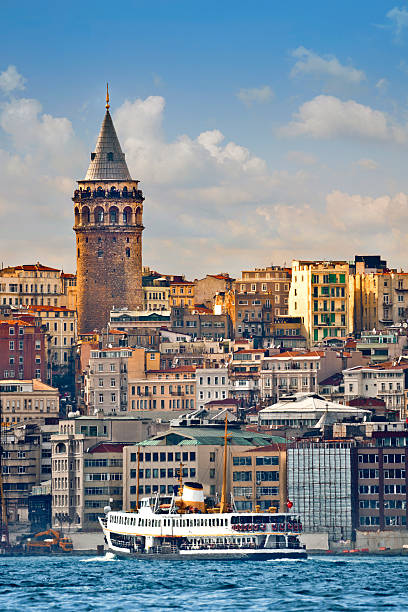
[160, 452, 166, 461]
[167, 452, 173, 461]
[153, 453, 158, 462]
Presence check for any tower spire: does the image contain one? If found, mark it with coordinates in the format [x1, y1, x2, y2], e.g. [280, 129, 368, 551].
[106, 83, 110, 110]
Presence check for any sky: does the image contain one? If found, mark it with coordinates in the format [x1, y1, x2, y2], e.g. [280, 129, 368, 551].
[1, 0, 408, 278]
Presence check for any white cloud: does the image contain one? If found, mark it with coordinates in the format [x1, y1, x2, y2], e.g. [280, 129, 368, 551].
[376, 78, 388, 91]
[356, 158, 378, 170]
[236, 86, 274, 105]
[290, 47, 366, 84]
[281, 95, 407, 142]
[0, 65, 26, 94]
[387, 7, 408, 41]
[2, 74, 408, 278]
[286, 150, 317, 166]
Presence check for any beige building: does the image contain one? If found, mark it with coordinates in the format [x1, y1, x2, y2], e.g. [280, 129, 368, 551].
[143, 282, 170, 312]
[129, 366, 196, 412]
[234, 266, 291, 342]
[230, 443, 287, 512]
[122, 426, 277, 510]
[0, 264, 74, 308]
[350, 271, 408, 332]
[51, 415, 155, 530]
[289, 260, 350, 344]
[28, 306, 77, 370]
[0, 379, 59, 424]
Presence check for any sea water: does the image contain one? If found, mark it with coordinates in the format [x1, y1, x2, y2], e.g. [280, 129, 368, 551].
[1, 554, 408, 611]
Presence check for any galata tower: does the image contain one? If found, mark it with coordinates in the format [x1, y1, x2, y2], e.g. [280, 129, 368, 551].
[73, 87, 144, 334]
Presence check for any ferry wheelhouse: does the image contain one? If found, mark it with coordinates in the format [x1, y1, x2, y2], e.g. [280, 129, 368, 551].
[99, 418, 307, 560]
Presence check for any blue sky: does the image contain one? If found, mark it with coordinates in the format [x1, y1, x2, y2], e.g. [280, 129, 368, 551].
[1, 1, 408, 277]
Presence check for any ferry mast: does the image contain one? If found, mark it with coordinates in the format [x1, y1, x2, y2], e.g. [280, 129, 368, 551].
[0, 397, 10, 550]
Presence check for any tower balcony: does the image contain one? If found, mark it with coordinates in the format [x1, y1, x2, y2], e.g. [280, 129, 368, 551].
[73, 186, 144, 202]
[74, 202, 143, 228]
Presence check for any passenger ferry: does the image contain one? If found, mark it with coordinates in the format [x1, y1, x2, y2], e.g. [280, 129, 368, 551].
[99, 418, 307, 560]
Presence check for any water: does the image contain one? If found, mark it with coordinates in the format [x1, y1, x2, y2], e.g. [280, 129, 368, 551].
[1, 554, 408, 611]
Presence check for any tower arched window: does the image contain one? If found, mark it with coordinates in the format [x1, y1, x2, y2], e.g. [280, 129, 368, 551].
[123, 206, 132, 225]
[109, 206, 119, 224]
[82, 206, 90, 224]
[94, 207, 104, 224]
[126, 248, 130, 258]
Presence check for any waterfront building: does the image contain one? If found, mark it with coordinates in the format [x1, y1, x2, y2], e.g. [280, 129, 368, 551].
[287, 441, 358, 542]
[229, 443, 286, 512]
[50, 415, 154, 530]
[73, 92, 144, 334]
[289, 260, 350, 344]
[122, 426, 278, 510]
[356, 430, 408, 531]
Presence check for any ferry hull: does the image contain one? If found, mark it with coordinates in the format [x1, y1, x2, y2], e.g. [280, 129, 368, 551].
[108, 546, 307, 561]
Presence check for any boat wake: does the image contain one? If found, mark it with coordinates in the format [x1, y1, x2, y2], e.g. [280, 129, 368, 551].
[81, 552, 117, 562]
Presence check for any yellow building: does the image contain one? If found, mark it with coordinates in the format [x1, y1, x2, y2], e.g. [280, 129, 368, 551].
[0, 264, 65, 307]
[169, 281, 195, 308]
[289, 260, 350, 344]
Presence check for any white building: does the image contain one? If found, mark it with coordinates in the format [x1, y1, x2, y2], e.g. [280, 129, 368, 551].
[343, 361, 408, 419]
[84, 348, 132, 415]
[196, 367, 231, 410]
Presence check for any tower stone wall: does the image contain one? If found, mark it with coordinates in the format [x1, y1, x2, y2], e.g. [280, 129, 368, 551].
[73, 107, 144, 334]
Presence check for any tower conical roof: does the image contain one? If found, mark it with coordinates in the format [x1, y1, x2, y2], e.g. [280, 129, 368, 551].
[84, 110, 132, 181]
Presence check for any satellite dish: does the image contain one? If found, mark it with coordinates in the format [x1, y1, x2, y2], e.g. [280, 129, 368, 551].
[403, 323, 408, 329]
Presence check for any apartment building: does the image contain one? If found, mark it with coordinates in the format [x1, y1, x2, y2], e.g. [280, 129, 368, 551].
[0, 379, 59, 424]
[234, 266, 291, 345]
[143, 276, 170, 312]
[194, 274, 234, 309]
[289, 260, 350, 344]
[230, 443, 286, 512]
[268, 316, 308, 350]
[170, 306, 232, 340]
[356, 330, 407, 364]
[343, 362, 408, 419]
[196, 367, 231, 409]
[128, 366, 196, 411]
[0, 264, 65, 307]
[0, 318, 46, 381]
[357, 431, 408, 531]
[83, 347, 135, 415]
[51, 415, 155, 530]
[169, 280, 195, 308]
[122, 426, 277, 510]
[259, 351, 322, 402]
[28, 306, 77, 371]
[350, 269, 408, 332]
[160, 339, 231, 370]
[229, 349, 265, 406]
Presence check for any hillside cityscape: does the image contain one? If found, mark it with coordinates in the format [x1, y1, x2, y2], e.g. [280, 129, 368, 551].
[1, 97, 408, 556]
